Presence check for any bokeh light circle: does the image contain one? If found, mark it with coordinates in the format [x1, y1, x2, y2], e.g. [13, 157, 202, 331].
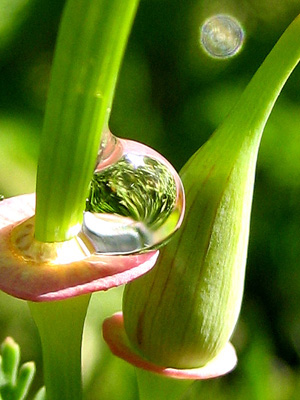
[200, 14, 244, 59]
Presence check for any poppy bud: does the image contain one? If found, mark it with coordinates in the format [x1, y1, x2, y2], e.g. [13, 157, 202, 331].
[121, 15, 300, 369]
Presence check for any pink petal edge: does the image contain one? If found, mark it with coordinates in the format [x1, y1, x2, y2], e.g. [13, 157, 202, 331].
[0, 194, 159, 302]
[102, 312, 238, 380]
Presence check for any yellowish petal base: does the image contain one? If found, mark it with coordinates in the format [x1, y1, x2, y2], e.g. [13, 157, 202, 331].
[0, 194, 159, 301]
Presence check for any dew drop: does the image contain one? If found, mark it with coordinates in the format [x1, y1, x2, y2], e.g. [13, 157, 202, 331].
[200, 14, 244, 58]
[82, 131, 185, 255]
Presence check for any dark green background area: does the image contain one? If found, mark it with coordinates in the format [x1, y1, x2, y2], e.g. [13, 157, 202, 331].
[1, 0, 300, 399]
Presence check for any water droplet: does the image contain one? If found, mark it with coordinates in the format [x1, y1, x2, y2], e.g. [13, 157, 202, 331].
[82, 131, 185, 255]
[0, 195, 4, 201]
[200, 14, 244, 59]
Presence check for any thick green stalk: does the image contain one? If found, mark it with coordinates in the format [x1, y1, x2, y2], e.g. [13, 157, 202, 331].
[28, 295, 90, 400]
[35, 0, 139, 242]
[136, 369, 190, 400]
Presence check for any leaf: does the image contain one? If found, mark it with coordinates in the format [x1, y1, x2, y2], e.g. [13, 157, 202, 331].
[0, 337, 45, 400]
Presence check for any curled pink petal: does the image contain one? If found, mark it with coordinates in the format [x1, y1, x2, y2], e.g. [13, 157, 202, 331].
[0, 194, 159, 302]
[102, 312, 237, 380]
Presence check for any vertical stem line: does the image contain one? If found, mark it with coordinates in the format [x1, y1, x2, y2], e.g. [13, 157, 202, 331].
[28, 295, 91, 400]
[35, 0, 140, 242]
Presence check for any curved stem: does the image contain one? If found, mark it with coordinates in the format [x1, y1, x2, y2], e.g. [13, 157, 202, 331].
[28, 295, 91, 400]
[35, 0, 139, 242]
[122, 13, 300, 374]
[213, 14, 300, 151]
[136, 369, 191, 400]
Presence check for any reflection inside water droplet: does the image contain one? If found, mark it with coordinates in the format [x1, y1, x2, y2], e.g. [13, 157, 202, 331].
[81, 131, 185, 255]
[200, 14, 244, 58]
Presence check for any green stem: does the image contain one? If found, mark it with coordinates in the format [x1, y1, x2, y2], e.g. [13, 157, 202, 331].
[35, 0, 139, 242]
[28, 295, 91, 400]
[136, 369, 191, 400]
[122, 14, 300, 372]
[214, 14, 300, 151]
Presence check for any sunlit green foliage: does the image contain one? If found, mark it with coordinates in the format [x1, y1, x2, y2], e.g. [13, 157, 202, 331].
[87, 157, 176, 227]
[0, 337, 45, 400]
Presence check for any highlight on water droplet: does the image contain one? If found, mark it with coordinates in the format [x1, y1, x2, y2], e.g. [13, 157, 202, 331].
[81, 131, 185, 255]
[200, 14, 244, 59]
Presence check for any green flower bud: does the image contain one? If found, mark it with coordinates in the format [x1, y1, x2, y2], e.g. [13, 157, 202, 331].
[123, 129, 255, 369]
[122, 15, 300, 369]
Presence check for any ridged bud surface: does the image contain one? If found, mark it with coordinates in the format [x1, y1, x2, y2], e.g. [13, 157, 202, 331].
[122, 14, 300, 369]
[123, 132, 258, 368]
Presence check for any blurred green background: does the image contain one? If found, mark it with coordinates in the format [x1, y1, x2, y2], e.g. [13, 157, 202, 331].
[2, 0, 300, 399]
